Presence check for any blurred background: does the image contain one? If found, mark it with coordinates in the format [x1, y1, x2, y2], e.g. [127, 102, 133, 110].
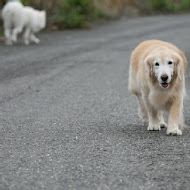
[0, 1, 190, 190]
[1, 0, 190, 31]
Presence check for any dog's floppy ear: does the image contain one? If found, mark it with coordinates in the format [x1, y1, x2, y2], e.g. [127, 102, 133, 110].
[144, 55, 154, 78]
[178, 50, 187, 69]
[173, 53, 183, 81]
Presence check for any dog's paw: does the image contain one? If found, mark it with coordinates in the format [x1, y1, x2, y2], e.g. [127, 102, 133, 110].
[147, 124, 161, 131]
[167, 129, 182, 136]
[12, 36, 17, 43]
[24, 41, 30, 45]
[160, 122, 167, 128]
[34, 38, 40, 44]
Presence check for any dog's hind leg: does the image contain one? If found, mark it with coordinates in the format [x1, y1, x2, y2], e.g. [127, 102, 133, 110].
[179, 103, 184, 130]
[12, 26, 23, 43]
[4, 19, 13, 45]
[4, 28, 13, 45]
[136, 93, 148, 124]
[179, 114, 184, 130]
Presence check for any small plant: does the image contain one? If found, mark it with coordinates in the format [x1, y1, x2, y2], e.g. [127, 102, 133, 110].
[21, 0, 29, 5]
[148, 0, 190, 12]
[53, 0, 103, 29]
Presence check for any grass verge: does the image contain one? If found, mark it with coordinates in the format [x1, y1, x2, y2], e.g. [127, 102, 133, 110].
[52, 0, 118, 29]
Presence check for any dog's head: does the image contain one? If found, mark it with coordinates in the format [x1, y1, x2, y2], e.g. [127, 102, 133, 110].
[34, 10, 46, 32]
[144, 48, 184, 89]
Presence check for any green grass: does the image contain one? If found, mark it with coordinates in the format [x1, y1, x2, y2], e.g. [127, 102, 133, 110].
[54, 0, 94, 29]
[53, 0, 115, 29]
[148, 0, 190, 13]
[20, 0, 29, 5]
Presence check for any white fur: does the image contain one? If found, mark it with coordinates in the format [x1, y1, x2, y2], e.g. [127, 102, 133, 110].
[2, 1, 46, 45]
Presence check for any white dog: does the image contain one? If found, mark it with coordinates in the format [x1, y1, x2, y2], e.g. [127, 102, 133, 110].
[128, 40, 187, 135]
[2, 1, 46, 45]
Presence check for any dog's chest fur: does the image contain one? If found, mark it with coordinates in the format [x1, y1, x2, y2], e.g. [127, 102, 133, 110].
[148, 90, 175, 110]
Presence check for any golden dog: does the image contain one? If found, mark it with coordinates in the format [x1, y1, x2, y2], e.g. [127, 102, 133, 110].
[129, 40, 187, 135]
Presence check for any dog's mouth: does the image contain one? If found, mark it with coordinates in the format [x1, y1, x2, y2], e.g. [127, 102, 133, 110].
[161, 83, 169, 89]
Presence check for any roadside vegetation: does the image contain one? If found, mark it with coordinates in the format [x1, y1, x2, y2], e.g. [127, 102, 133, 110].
[0, 0, 190, 29]
[148, 0, 190, 13]
[52, 0, 111, 29]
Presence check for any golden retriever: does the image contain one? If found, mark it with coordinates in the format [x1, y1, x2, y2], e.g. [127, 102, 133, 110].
[128, 40, 187, 135]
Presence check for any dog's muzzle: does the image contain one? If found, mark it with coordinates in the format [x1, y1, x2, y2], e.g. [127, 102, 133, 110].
[160, 75, 169, 88]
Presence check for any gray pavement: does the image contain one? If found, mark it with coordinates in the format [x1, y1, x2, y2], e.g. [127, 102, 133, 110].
[0, 14, 190, 190]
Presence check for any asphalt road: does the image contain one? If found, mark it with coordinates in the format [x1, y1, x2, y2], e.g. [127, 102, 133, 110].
[0, 14, 190, 190]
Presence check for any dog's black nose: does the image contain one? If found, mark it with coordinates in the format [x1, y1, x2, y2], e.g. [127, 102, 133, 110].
[161, 75, 168, 82]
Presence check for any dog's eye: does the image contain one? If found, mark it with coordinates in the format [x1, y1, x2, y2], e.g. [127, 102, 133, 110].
[168, 61, 173, 65]
[155, 62, 159, 66]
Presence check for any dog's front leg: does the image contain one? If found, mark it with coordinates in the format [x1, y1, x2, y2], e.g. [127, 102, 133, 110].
[159, 111, 167, 128]
[143, 96, 160, 131]
[167, 98, 183, 136]
[30, 33, 40, 44]
[23, 28, 31, 45]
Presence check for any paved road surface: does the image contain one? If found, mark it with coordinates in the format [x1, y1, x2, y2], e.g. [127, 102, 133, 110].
[0, 14, 190, 190]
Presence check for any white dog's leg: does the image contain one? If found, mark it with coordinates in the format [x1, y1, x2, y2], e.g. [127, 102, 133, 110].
[30, 33, 40, 44]
[4, 28, 13, 45]
[23, 28, 31, 45]
[159, 111, 167, 128]
[3, 10, 13, 45]
[12, 26, 23, 43]
[167, 99, 183, 135]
